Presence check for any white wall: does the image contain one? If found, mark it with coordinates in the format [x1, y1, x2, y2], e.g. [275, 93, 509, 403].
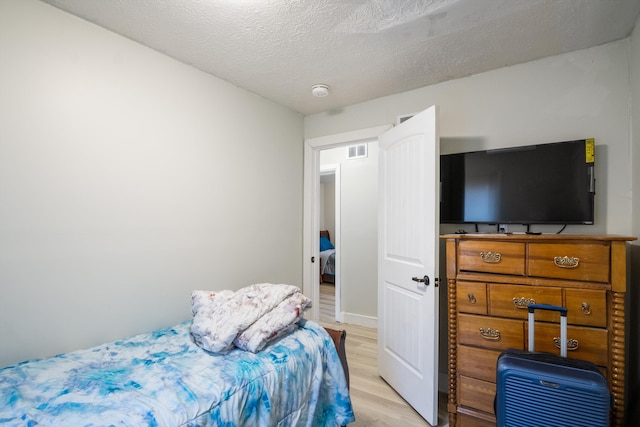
[0, 0, 304, 368]
[319, 178, 335, 238]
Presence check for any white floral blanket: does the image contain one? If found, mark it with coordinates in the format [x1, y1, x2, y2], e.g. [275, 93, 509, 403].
[190, 283, 312, 353]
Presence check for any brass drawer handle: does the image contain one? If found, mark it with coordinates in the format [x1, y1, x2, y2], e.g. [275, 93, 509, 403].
[480, 251, 501, 264]
[553, 337, 579, 351]
[513, 297, 535, 309]
[581, 302, 592, 315]
[479, 328, 501, 341]
[553, 256, 580, 269]
[468, 294, 477, 304]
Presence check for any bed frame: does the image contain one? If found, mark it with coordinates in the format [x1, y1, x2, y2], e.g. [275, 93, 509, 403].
[324, 327, 349, 388]
[320, 230, 335, 284]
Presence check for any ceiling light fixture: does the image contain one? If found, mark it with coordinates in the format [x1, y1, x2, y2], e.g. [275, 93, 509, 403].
[311, 84, 330, 97]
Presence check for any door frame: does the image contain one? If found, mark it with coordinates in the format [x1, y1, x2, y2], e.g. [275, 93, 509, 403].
[302, 125, 392, 322]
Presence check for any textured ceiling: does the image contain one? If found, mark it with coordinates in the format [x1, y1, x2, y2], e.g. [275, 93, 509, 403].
[40, 0, 640, 116]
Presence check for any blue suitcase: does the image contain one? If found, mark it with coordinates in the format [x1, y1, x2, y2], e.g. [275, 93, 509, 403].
[495, 304, 610, 427]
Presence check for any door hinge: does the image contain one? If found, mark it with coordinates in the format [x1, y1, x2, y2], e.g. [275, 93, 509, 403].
[311, 256, 315, 263]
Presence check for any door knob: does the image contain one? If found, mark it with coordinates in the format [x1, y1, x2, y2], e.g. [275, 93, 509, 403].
[412, 275, 430, 285]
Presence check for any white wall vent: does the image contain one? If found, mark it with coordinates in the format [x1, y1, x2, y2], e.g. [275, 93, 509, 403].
[347, 143, 367, 159]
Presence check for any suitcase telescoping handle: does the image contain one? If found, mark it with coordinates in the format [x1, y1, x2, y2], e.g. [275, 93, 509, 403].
[527, 304, 568, 357]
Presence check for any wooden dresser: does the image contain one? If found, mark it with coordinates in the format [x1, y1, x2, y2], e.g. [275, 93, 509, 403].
[441, 234, 636, 427]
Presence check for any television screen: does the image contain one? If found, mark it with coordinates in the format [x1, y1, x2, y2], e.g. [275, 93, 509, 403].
[440, 139, 595, 225]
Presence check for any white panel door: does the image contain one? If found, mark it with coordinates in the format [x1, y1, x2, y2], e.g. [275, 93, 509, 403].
[377, 106, 440, 425]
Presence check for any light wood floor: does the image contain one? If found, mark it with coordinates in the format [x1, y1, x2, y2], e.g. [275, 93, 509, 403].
[319, 283, 449, 427]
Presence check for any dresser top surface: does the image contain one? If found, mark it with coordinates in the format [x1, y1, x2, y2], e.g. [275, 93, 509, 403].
[440, 233, 636, 242]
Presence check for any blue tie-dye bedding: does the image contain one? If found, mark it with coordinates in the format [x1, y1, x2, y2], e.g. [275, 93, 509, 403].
[0, 319, 354, 426]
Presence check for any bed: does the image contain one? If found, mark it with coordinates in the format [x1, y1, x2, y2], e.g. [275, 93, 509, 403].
[0, 285, 354, 427]
[319, 230, 336, 284]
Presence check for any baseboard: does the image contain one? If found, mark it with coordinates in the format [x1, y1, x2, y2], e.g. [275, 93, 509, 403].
[341, 312, 378, 328]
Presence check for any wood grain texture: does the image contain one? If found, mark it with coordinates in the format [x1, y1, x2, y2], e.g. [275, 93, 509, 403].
[610, 290, 626, 427]
[448, 277, 459, 427]
[458, 240, 525, 276]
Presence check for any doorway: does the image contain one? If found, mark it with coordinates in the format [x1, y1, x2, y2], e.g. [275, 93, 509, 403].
[319, 165, 340, 322]
[302, 125, 391, 326]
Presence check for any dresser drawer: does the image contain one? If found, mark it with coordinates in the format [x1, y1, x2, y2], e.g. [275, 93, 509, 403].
[528, 243, 610, 282]
[526, 323, 608, 367]
[458, 413, 495, 427]
[459, 375, 496, 415]
[489, 284, 562, 321]
[458, 345, 501, 383]
[565, 288, 607, 327]
[457, 282, 488, 314]
[459, 314, 523, 351]
[458, 240, 525, 275]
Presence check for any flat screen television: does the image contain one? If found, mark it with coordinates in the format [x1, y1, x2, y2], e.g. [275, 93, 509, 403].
[440, 139, 595, 225]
